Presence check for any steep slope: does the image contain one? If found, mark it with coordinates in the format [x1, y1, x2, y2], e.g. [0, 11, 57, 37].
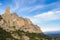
[0, 27, 51, 40]
[0, 7, 52, 40]
[1, 7, 42, 33]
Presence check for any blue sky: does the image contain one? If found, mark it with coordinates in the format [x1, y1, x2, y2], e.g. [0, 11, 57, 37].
[0, 0, 60, 32]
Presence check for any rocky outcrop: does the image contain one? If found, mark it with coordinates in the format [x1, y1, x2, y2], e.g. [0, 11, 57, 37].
[0, 7, 42, 33]
[0, 7, 53, 40]
[22, 35, 30, 40]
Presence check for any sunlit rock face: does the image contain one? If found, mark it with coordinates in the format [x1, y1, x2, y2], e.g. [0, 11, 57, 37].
[0, 7, 42, 33]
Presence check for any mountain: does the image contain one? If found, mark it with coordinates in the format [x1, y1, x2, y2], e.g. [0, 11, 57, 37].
[44, 31, 60, 38]
[0, 7, 53, 40]
[1, 7, 42, 33]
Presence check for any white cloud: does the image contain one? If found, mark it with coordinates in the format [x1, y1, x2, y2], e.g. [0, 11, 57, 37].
[11, 0, 45, 13]
[20, 1, 60, 12]
[32, 10, 60, 22]
[11, 0, 60, 13]
[42, 26, 60, 32]
[20, 5, 44, 12]
[0, 10, 5, 15]
[13, 0, 37, 9]
[29, 10, 60, 32]
[10, 0, 20, 13]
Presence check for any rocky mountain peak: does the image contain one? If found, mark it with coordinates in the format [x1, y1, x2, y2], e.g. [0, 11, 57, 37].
[0, 7, 42, 33]
[3, 7, 10, 17]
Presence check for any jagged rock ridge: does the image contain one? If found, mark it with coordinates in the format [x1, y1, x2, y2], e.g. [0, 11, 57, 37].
[0, 7, 53, 40]
[0, 7, 42, 33]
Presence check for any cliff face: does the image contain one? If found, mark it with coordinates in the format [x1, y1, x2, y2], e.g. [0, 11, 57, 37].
[0, 7, 42, 33]
[0, 7, 52, 40]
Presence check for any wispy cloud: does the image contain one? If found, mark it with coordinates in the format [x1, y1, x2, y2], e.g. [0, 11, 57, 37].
[0, 3, 5, 14]
[30, 10, 60, 24]
[28, 8, 60, 32]
[0, 9, 5, 14]
[20, 5, 44, 12]
[10, 0, 60, 14]
[10, 0, 20, 12]
[42, 26, 60, 32]
[19, 1, 60, 13]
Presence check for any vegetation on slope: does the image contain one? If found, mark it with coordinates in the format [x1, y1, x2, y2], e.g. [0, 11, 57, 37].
[16, 30, 52, 40]
[0, 28, 18, 40]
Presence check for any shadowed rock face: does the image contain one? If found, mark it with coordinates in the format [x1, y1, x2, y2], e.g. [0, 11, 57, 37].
[0, 7, 42, 33]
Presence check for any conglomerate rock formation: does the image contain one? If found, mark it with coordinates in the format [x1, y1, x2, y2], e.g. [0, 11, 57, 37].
[0, 7, 44, 40]
[0, 7, 42, 33]
[0, 7, 56, 40]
